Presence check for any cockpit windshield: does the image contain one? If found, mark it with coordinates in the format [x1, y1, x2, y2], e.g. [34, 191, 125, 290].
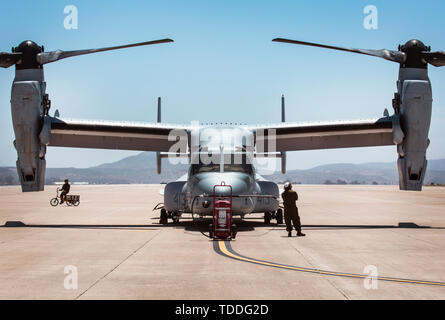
[191, 163, 253, 175]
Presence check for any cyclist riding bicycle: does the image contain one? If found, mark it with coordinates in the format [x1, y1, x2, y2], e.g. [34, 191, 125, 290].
[60, 179, 70, 204]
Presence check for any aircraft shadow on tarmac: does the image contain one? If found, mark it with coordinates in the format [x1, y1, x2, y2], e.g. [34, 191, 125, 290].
[2, 220, 444, 233]
[1, 219, 258, 233]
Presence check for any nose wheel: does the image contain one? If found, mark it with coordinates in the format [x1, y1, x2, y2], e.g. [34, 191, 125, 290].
[264, 211, 272, 224]
[159, 209, 181, 224]
[171, 212, 180, 224]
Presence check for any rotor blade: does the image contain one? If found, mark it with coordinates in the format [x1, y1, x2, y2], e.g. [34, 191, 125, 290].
[422, 51, 445, 67]
[37, 38, 174, 65]
[272, 38, 406, 64]
[0, 52, 22, 68]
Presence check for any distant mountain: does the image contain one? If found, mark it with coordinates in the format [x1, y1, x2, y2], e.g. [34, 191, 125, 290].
[268, 168, 396, 185]
[0, 152, 187, 185]
[0, 167, 17, 185]
[46, 152, 188, 184]
[428, 159, 445, 171]
[270, 159, 445, 185]
[1, 153, 444, 185]
[308, 159, 445, 172]
[96, 152, 188, 171]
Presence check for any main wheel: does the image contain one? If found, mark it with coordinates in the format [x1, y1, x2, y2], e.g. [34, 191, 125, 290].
[66, 201, 72, 206]
[209, 224, 214, 239]
[264, 211, 272, 224]
[160, 208, 168, 224]
[50, 198, 59, 206]
[231, 224, 237, 239]
[276, 209, 283, 224]
[72, 200, 80, 206]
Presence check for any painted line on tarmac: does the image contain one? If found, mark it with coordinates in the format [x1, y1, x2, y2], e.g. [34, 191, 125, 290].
[213, 240, 445, 287]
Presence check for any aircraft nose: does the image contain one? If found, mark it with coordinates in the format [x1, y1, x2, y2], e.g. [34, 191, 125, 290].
[193, 173, 256, 215]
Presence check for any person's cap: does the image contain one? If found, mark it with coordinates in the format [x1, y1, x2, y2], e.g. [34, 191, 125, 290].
[284, 181, 292, 189]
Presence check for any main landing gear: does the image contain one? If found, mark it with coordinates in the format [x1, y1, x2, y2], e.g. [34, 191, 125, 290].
[276, 209, 283, 224]
[264, 209, 283, 225]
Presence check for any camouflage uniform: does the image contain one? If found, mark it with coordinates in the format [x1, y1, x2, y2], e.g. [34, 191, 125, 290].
[281, 189, 302, 233]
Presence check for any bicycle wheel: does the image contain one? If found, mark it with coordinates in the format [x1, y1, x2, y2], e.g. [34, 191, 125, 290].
[50, 198, 59, 206]
[73, 200, 80, 206]
[66, 201, 72, 206]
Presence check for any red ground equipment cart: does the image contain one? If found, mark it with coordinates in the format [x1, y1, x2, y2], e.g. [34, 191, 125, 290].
[209, 182, 237, 240]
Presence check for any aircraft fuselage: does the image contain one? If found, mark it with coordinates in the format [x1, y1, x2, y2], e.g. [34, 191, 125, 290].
[163, 126, 280, 217]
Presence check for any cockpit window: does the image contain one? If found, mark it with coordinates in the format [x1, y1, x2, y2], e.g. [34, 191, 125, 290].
[191, 163, 253, 175]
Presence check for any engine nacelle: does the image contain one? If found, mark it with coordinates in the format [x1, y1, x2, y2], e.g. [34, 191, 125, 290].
[11, 70, 48, 192]
[395, 68, 432, 191]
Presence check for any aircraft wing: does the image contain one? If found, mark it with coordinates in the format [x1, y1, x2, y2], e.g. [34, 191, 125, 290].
[48, 117, 190, 152]
[48, 116, 399, 153]
[247, 116, 401, 152]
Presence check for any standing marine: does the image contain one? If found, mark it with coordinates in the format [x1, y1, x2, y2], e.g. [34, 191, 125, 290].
[281, 182, 305, 237]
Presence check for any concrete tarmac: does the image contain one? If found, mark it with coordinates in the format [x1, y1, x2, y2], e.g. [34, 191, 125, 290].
[0, 184, 445, 300]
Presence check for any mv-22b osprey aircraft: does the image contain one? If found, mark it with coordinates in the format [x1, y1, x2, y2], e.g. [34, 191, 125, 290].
[1, 37, 444, 224]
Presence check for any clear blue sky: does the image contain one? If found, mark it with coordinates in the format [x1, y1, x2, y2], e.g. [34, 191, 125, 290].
[1, 0, 444, 170]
